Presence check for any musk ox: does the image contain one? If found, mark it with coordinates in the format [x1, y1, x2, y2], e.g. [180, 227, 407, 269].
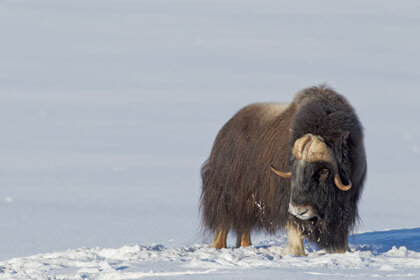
[200, 85, 366, 255]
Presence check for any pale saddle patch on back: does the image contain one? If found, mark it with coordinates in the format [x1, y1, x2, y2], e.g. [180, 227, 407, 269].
[258, 103, 289, 123]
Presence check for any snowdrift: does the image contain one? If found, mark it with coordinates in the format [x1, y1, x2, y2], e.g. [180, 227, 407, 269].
[1, 228, 419, 279]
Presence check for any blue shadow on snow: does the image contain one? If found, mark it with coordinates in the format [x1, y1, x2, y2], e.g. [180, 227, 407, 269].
[349, 227, 420, 253]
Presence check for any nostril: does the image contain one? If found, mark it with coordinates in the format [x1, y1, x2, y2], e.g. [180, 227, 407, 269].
[298, 209, 308, 216]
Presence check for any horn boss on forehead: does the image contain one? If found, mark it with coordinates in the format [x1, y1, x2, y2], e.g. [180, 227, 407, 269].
[293, 134, 332, 163]
[292, 134, 351, 191]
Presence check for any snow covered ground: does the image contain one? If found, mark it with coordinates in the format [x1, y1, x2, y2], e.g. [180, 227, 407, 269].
[1, 228, 420, 279]
[1, 0, 420, 278]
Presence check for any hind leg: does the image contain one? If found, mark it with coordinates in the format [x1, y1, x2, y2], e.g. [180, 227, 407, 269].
[211, 227, 228, 249]
[236, 230, 252, 247]
[284, 221, 306, 256]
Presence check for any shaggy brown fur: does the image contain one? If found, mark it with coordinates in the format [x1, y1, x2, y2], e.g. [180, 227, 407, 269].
[200, 85, 366, 253]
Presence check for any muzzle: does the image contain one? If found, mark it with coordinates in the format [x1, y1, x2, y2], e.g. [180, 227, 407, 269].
[288, 202, 319, 220]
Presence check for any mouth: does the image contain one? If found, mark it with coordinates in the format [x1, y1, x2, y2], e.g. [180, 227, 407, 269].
[288, 202, 318, 220]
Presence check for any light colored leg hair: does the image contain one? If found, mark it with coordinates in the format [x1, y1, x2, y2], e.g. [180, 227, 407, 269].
[236, 231, 252, 248]
[211, 228, 228, 249]
[285, 221, 306, 256]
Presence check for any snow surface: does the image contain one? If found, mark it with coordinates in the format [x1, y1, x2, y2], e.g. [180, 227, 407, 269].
[1, 0, 420, 278]
[1, 228, 419, 279]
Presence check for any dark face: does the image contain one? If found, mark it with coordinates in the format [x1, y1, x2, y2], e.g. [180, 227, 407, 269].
[288, 160, 335, 221]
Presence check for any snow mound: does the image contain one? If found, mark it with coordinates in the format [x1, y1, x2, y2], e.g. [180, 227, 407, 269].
[1, 228, 419, 279]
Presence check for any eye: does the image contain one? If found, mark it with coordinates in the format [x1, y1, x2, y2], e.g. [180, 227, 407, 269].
[319, 169, 329, 176]
[319, 168, 329, 180]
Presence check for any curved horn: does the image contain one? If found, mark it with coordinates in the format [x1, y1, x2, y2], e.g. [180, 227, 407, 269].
[334, 173, 352, 191]
[270, 165, 292, 178]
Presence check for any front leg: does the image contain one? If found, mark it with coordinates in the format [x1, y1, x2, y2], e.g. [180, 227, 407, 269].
[284, 221, 306, 256]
